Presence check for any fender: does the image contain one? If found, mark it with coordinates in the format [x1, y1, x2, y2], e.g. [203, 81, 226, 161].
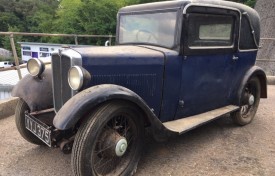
[12, 69, 53, 111]
[53, 84, 168, 134]
[231, 66, 267, 105]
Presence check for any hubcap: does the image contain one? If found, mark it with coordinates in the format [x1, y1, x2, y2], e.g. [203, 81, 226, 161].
[248, 94, 255, 105]
[92, 113, 137, 175]
[115, 138, 128, 157]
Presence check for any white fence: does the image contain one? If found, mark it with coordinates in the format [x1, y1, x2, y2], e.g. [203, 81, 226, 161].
[0, 68, 28, 100]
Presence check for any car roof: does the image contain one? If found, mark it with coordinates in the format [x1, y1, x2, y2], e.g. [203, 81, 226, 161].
[119, 0, 257, 17]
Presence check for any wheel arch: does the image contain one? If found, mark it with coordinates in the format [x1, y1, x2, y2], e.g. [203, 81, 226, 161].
[255, 72, 267, 98]
[11, 69, 53, 112]
[53, 84, 166, 132]
[232, 66, 267, 105]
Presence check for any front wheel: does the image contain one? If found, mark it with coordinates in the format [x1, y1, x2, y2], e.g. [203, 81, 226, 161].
[231, 77, 261, 126]
[15, 98, 45, 145]
[72, 101, 144, 176]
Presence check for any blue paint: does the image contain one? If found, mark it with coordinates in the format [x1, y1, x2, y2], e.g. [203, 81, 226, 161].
[175, 53, 235, 119]
[75, 46, 258, 123]
[229, 50, 258, 104]
[153, 49, 182, 122]
[76, 46, 165, 117]
[173, 51, 257, 119]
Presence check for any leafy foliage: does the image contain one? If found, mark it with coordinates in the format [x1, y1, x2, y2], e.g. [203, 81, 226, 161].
[230, 0, 256, 7]
[2, 26, 22, 57]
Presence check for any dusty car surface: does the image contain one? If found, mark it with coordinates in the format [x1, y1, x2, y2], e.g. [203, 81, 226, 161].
[12, 0, 267, 175]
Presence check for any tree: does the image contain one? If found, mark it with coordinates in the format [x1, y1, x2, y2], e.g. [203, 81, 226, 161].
[51, 0, 128, 45]
[229, 0, 256, 7]
[76, 1, 121, 34]
[47, 0, 82, 44]
[2, 26, 23, 59]
[0, 0, 59, 47]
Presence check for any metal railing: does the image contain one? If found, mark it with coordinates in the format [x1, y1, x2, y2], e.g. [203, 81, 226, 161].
[0, 32, 115, 79]
[0, 32, 274, 79]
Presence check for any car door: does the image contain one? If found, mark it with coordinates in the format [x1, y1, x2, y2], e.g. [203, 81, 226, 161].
[175, 6, 240, 119]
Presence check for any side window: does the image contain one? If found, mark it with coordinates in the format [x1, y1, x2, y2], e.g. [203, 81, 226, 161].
[40, 47, 49, 52]
[187, 13, 235, 48]
[23, 51, 32, 56]
[22, 46, 31, 50]
[239, 16, 257, 50]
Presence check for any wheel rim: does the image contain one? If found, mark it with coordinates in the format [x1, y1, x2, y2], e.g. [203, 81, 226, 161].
[91, 114, 137, 175]
[240, 82, 258, 118]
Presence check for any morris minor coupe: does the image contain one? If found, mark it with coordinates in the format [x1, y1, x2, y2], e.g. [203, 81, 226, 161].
[12, 0, 267, 175]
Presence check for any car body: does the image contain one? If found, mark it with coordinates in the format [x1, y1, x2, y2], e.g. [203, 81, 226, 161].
[12, 0, 267, 175]
[0, 61, 13, 68]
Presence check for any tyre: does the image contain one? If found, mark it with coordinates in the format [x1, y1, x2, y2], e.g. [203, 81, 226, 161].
[72, 101, 144, 176]
[231, 77, 261, 126]
[15, 98, 45, 145]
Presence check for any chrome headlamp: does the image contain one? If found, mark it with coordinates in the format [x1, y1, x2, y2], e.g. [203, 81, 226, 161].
[68, 66, 91, 91]
[27, 58, 45, 77]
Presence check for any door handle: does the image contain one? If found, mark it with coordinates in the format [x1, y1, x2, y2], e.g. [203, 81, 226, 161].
[232, 55, 239, 60]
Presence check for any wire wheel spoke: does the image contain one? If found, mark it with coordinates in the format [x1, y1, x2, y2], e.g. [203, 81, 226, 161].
[232, 77, 261, 126]
[92, 114, 135, 175]
[72, 103, 143, 176]
[94, 156, 117, 174]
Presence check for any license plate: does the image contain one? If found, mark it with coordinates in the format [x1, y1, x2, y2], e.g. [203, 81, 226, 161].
[25, 114, 52, 147]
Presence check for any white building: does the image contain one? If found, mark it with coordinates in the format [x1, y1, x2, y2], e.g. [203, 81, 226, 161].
[18, 42, 82, 62]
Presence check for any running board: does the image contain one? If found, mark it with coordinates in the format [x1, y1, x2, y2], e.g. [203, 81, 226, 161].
[163, 105, 239, 134]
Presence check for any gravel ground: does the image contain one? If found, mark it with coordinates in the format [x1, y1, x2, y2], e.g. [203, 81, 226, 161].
[0, 86, 274, 176]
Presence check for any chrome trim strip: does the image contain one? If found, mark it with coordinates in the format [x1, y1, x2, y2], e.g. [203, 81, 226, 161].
[51, 51, 60, 113]
[60, 49, 82, 99]
[183, 3, 242, 51]
[27, 58, 45, 77]
[238, 49, 258, 52]
[68, 66, 84, 91]
[52, 49, 82, 113]
[189, 45, 234, 49]
[119, 7, 180, 15]
[183, 3, 241, 14]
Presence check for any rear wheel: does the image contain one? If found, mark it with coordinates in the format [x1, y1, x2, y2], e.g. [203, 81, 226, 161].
[15, 98, 45, 145]
[72, 102, 144, 176]
[231, 77, 261, 126]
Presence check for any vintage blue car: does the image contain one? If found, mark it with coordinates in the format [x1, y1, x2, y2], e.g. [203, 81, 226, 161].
[12, 0, 267, 175]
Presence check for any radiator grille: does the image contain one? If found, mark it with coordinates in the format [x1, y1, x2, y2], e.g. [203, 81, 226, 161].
[52, 54, 62, 111]
[52, 51, 81, 112]
[61, 55, 73, 105]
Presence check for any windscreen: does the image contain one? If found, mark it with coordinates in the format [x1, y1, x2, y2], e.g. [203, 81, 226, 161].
[118, 11, 178, 48]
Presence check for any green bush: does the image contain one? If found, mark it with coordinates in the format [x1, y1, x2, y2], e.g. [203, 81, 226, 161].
[0, 56, 14, 62]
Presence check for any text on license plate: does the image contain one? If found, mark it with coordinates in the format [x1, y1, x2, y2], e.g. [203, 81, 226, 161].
[25, 114, 51, 147]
